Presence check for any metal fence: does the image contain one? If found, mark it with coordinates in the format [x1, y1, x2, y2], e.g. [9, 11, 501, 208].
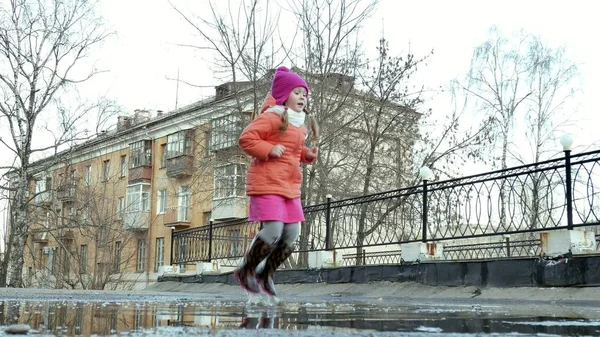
[172, 149, 600, 266]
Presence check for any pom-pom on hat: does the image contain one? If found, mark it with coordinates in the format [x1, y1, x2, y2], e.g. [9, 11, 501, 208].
[271, 66, 309, 105]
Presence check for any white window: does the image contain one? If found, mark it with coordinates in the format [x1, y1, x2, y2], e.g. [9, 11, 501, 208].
[230, 230, 241, 256]
[34, 176, 51, 203]
[117, 197, 125, 220]
[137, 239, 146, 272]
[130, 140, 152, 168]
[79, 245, 88, 274]
[126, 184, 151, 213]
[82, 207, 89, 223]
[157, 190, 166, 214]
[155, 238, 164, 272]
[211, 114, 242, 151]
[177, 185, 190, 221]
[213, 164, 246, 199]
[114, 241, 122, 273]
[85, 165, 92, 186]
[166, 130, 192, 158]
[120, 155, 127, 177]
[103, 160, 110, 181]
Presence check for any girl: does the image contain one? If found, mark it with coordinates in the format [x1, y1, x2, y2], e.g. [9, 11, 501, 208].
[235, 66, 318, 296]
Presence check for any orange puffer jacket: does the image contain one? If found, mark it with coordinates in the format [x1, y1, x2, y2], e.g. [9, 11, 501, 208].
[239, 111, 315, 199]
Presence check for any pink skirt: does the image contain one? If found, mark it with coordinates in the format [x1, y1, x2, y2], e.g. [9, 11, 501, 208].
[248, 194, 305, 223]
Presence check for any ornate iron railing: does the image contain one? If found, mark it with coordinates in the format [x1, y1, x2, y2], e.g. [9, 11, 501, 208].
[172, 149, 600, 266]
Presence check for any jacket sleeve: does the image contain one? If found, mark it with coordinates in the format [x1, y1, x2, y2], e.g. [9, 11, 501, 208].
[301, 146, 317, 164]
[239, 113, 275, 161]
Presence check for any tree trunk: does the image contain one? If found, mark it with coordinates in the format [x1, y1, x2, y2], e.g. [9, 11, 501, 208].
[8, 177, 30, 287]
[355, 144, 376, 265]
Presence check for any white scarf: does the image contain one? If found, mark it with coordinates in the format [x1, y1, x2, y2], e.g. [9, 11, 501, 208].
[265, 105, 306, 127]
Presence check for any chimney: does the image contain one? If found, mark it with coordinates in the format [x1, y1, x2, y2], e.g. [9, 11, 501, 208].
[116, 116, 132, 131]
[133, 109, 151, 124]
[215, 83, 232, 100]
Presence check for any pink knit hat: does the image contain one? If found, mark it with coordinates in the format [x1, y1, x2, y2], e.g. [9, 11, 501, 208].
[271, 66, 309, 105]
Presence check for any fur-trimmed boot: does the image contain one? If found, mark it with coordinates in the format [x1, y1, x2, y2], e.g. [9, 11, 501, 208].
[234, 237, 274, 293]
[256, 240, 293, 296]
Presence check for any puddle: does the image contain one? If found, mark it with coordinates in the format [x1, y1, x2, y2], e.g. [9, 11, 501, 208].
[1, 299, 600, 336]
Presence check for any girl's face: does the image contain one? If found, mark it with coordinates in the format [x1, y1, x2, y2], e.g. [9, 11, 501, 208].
[285, 87, 307, 112]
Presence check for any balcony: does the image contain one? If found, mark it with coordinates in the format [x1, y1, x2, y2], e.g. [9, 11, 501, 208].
[32, 232, 49, 244]
[34, 190, 52, 206]
[212, 197, 247, 220]
[123, 211, 150, 231]
[129, 165, 153, 183]
[60, 230, 74, 242]
[166, 155, 193, 178]
[57, 183, 77, 202]
[164, 206, 191, 229]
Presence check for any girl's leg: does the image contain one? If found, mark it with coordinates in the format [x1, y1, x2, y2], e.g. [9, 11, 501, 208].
[234, 221, 284, 293]
[256, 222, 300, 296]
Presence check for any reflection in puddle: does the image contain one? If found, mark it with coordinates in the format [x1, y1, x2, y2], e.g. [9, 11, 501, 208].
[1, 300, 600, 336]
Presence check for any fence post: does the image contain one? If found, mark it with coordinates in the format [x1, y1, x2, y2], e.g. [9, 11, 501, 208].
[419, 167, 433, 243]
[505, 236, 511, 257]
[207, 219, 213, 262]
[561, 134, 574, 230]
[170, 226, 175, 266]
[325, 194, 333, 250]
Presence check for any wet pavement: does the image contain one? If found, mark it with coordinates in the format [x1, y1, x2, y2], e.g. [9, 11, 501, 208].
[1, 289, 600, 337]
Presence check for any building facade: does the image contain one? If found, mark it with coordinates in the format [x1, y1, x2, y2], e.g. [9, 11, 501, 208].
[20, 82, 255, 290]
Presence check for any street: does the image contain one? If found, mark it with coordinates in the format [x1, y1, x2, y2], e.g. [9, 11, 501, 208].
[1, 283, 600, 336]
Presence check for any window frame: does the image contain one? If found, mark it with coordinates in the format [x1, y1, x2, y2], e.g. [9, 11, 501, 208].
[213, 164, 246, 199]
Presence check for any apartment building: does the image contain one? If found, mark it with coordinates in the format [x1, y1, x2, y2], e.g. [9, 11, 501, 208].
[20, 81, 258, 290]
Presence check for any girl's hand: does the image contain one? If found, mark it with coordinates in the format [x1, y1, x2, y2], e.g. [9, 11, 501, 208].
[269, 144, 285, 158]
[305, 147, 318, 160]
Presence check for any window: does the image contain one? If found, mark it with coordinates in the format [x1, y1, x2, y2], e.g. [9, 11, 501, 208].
[213, 164, 246, 199]
[79, 245, 88, 274]
[204, 130, 211, 156]
[85, 166, 91, 186]
[230, 230, 241, 256]
[114, 241, 121, 273]
[166, 130, 192, 158]
[82, 207, 89, 223]
[62, 246, 70, 274]
[157, 190, 166, 214]
[126, 184, 151, 213]
[203, 211, 212, 225]
[178, 239, 186, 272]
[117, 197, 125, 220]
[130, 140, 152, 168]
[103, 160, 110, 181]
[137, 239, 146, 272]
[160, 144, 167, 168]
[178, 185, 190, 221]
[99, 226, 109, 247]
[34, 176, 51, 203]
[211, 114, 242, 151]
[120, 155, 127, 177]
[155, 238, 164, 272]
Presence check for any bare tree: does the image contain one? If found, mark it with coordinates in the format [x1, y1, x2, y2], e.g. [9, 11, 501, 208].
[0, 0, 112, 287]
[170, 0, 279, 115]
[24, 159, 149, 290]
[463, 26, 580, 231]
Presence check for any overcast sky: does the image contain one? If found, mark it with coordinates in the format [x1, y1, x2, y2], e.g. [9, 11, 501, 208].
[89, 0, 598, 146]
